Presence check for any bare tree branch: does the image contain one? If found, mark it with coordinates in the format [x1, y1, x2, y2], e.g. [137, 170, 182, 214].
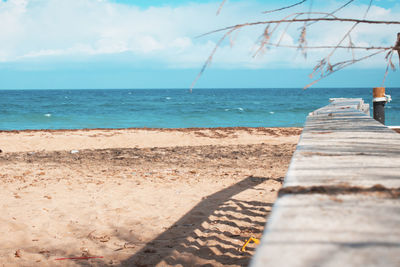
[314, 1, 374, 84]
[192, 2, 400, 90]
[251, 12, 334, 57]
[196, 17, 400, 38]
[305, 0, 355, 27]
[395, 32, 400, 66]
[304, 50, 386, 89]
[381, 50, 395, 86]
[265, 43, 396, 50]
[190, 26, 241, 92]
[263, 0, 307, 14]
[364, 0, 374, 19]
[324, 22, 359, 65]
[216, 0, 227, 16]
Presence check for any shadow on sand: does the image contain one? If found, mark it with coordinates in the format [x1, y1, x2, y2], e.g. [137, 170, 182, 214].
[118, 176, 278, 267]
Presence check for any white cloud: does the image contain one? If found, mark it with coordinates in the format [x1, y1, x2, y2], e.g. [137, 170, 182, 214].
[0, 0, 398, 69]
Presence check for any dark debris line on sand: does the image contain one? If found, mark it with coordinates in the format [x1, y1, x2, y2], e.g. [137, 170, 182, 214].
[0, 143, 296, 169]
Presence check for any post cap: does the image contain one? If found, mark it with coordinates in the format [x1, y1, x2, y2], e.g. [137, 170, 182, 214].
[373, 87, 385, 98]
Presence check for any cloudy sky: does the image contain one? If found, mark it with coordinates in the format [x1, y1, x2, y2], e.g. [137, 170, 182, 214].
[0, 0, 399, 89]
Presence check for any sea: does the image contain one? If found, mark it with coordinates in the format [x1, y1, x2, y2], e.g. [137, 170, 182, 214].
[0, 88, 399, 130]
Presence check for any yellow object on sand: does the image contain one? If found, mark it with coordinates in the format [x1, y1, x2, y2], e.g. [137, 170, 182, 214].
[241, 237, 260, 252]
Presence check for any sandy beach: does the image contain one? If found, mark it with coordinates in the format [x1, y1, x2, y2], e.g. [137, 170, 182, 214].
[0, 127, 300, 266]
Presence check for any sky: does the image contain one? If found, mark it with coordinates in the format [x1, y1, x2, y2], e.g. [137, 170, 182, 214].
[0, 0, 399, 89]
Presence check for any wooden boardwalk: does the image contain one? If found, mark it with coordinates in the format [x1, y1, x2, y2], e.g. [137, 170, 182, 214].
[252, 98, 400, 267]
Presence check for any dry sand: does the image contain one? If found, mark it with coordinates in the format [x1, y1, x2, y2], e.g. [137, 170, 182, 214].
[0, 127, 301, 266]
[0, 127, 300, 153]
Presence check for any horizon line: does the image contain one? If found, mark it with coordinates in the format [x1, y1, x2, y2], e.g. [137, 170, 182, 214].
[1, 87, 399, 90]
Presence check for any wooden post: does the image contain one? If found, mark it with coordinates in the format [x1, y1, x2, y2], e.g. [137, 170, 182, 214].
[373, 87, 386, 125]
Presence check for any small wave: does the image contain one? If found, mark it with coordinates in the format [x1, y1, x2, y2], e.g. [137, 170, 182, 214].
[225, 109, 230, 111]
[166, 97, 171, 100]
[237, 108, 244, 111]
[269, 111, 275, 114]
[44, 113, 52, 117]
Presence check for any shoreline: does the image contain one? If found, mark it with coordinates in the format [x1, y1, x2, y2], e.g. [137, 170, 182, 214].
[0, 126, 301, 133]
[0, 127, 302, 153]
[1, 125, 398, 134]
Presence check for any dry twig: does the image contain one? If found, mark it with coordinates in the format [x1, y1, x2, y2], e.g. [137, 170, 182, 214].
[263, 0, 307, 14]
[216, 0, 227, 16]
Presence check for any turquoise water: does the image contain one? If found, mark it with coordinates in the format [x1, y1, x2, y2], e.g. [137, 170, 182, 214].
[0, 88, 399, 130]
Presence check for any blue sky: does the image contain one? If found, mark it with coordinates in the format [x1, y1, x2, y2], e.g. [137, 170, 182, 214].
[0, 0, 399, 89]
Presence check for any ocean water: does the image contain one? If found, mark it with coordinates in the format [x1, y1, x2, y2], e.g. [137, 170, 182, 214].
[0, 88, 399, 130]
